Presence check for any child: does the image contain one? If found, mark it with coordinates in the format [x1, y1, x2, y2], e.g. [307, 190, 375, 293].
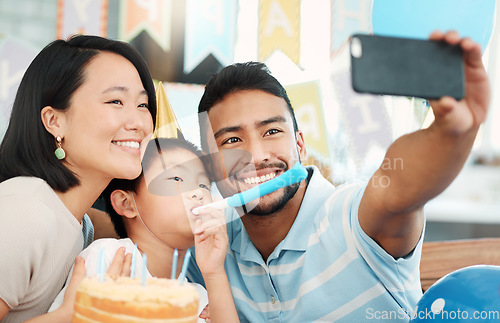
[50, 137, 238, 323]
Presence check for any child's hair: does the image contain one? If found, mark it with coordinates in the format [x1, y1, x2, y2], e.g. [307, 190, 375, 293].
[102, 138, 211, 238]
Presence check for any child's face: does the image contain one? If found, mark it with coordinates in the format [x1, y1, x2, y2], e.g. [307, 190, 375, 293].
[135, 148, 213, 246]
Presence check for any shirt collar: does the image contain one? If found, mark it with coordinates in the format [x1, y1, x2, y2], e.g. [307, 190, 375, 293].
[273, 165, 336, 254]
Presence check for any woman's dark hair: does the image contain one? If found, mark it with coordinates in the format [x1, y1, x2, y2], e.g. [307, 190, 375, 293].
[103, 137, 210, 238]
[197, 61, 299, 152]
[0, 35, 157, 192]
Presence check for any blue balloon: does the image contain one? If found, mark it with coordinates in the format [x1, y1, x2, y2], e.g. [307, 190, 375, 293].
[372, 0, 496, 52]
[410, 265, 500, 322]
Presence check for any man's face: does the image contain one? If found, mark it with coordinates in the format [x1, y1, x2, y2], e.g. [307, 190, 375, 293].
[205, 89, 307, 215]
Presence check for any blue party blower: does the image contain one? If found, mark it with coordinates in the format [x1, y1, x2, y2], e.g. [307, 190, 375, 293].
[193, 162, 307, 215]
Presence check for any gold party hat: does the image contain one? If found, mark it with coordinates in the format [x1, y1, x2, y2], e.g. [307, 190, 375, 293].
[152, 81, 183, 140]
[143, 81, 184, 194]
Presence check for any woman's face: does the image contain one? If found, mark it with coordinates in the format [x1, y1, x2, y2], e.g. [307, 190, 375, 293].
[136, 148, 213, 247]
[61, 51, 153, 184]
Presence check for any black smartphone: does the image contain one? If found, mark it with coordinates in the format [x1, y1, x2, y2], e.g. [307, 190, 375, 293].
[350, 34, 464, 100]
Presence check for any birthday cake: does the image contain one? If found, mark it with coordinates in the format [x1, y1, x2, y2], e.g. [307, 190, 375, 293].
[72, 275, 200, 323]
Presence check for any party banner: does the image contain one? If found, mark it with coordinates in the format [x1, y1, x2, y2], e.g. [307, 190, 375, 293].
[184, 0, 237, 74]
[332, 71, 392, 163]
[119, 0, 172, 52]
[331, 0, 371, 55]
[0, 39, 37, 140]
[286, 81, 329, 159]
[258, 0, 300, 64]
[57, 0, 108, 39]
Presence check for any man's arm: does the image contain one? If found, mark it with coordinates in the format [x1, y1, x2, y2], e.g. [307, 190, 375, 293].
[359, 31, 490, 259]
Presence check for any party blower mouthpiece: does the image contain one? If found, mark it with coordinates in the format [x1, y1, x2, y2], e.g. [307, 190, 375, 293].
[192, 162, 308, 215]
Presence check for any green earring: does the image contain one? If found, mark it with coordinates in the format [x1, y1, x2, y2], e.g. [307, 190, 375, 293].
[55, 136, 66, 160]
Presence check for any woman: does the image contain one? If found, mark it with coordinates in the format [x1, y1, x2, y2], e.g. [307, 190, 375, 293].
[0, 35, 156, 322]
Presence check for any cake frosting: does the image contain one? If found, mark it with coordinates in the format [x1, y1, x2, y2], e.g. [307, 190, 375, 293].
[73, 275, 200, 323]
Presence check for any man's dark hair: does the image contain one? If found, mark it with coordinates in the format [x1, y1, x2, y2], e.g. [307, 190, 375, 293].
[197, 61, 299, 152]
[102, 138, 209, 238]
[0, 35, 157, 192]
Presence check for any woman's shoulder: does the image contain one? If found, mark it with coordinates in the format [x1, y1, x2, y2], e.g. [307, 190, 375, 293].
[0, 176, 66, 224]
[0, 177, 54, 220]
[0, 178, 61, 248]
[0, 176, 49, 197]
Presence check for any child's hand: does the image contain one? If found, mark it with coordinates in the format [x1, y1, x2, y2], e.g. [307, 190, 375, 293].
[199, 304, 211, 322]
[193, 207, 228, 277]
[107, 246, 133, 278]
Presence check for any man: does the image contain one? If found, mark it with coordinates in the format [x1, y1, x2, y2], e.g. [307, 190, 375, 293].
[189, 31, 490, 322]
